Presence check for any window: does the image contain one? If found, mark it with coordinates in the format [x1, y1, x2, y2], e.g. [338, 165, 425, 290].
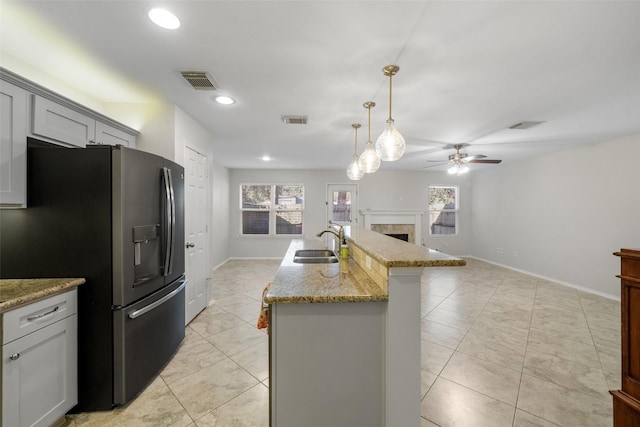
[428, 185, 458, 235]
[241, 184, 304, 236]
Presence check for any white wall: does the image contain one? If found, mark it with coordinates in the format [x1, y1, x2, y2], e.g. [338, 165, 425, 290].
[471, 133, 640, 298]
[211, 161, 231, 268]
[229, 169, 472, 258]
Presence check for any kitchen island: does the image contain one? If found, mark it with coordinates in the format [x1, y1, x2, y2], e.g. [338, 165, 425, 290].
[265, 227, 465, 427]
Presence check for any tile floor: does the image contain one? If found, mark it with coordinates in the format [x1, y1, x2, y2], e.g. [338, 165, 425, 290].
[64, 257, 620, 426]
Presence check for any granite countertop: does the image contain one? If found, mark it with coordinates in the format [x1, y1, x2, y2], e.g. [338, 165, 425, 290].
[265, 228, 466, 304]
[0, 278, 86, 314]
[346, 227, 467, 268]
[264, 239, 388, 304]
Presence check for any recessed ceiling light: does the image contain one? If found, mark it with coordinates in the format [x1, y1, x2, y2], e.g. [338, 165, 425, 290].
[148, 8, 180, 30]
[261, 155, 271, 162]
[215, 95, 235, 105]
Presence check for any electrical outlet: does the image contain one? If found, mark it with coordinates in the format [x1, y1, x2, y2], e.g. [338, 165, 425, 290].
[366, 255, 372, 270]
[513, 250, 519, 258]
[496, 247, 504, 254]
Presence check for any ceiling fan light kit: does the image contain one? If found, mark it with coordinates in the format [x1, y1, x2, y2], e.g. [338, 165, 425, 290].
[358, 102, 380, 174]
[375, 65, 405, 161]
[347, 123, 364, 180]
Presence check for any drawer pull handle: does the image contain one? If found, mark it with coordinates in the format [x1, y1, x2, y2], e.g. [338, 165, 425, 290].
[27, 306, 59, 321]
[10, 353, 20, 361]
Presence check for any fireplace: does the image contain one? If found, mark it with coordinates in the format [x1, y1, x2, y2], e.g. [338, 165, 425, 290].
[360, 210, 424, 246]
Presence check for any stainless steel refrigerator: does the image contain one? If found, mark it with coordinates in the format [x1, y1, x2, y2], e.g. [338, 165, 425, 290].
[0, 139, 186, 411]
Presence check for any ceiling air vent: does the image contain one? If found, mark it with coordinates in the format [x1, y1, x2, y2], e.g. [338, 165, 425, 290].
[508, 121, 545, 130]
[180, 71, 218, 90]
[281, 115, 308, 125]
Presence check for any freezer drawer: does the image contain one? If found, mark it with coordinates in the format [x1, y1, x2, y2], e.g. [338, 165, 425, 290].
[112, 277, 186, 405]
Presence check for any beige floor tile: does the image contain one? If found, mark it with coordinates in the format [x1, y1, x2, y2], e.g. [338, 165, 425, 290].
[523, 350, 610, 398]
[440, 351, 522, 406]
[74, 377, 192, 426]
[423, 306, 481, 330]
[189, 310, 247, 339]
[421, 377, 515, 427]
[421, 416, 439, 427]
[457, 326, 527, 371]
[421, 369, 438, 399]
[195, 383, 269, 427]
[229, 341, 269, 382]
[421, 339, 455, 375]
[167, 358, 259, 420]
[528, 318, 593, 345]
[421, 318, 468, 349]
[513, 409, 560, 426]
[160, 338, 227, 385]
[206, 322, 268, 356]
[517, 374, 612, 427]
[531, 305, 588, 328]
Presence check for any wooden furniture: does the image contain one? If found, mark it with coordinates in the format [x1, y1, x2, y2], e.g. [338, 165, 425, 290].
[611, 248, 640, 426]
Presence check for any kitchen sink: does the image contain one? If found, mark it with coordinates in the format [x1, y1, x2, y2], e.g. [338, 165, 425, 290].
[293, 249, 339, 264]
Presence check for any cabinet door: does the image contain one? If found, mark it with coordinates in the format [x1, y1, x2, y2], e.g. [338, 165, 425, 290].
[2, 315, 77, 427]
[95, 121, 135, 147]
[0, 80, 27, 207]
[32, 95, 94, 147]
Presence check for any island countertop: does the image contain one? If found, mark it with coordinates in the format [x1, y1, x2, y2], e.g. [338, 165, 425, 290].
[265, 227, 465, 305]
[0, 278, 86, 314]
[346, 227, 467, 268]
[264, 239, 387, 304]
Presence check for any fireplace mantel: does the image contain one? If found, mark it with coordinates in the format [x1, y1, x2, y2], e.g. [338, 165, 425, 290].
[360, 210, 424, 245]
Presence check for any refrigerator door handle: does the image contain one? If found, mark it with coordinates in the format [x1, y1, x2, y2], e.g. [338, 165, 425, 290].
[128, 280, 187, 320]
[162, 167, 174, 276]
[167, 168, 176, 275]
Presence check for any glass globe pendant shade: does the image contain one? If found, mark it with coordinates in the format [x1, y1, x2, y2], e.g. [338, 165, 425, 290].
[359, 143, 380, 173]
[347, 155, 364, 180]
[375, 120, 405, 161]
[447, 162, 469, 175]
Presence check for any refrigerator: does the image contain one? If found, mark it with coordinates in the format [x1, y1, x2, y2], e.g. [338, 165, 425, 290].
[0, 139, 186, 411]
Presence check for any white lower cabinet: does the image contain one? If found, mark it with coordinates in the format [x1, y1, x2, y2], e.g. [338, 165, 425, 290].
[2, 290, 78, 427]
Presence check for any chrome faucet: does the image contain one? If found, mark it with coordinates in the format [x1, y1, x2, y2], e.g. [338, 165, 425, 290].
[316, 221, 345, 245]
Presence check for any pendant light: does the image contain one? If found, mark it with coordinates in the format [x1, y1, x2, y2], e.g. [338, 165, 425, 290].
[359, 102, 380, 173]
[347, 123, 364, 180]
[375, 65, 405, 161]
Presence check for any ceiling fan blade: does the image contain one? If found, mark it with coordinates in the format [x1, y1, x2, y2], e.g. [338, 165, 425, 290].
[425, 159, 449, 163]
[463, 154, 487, 162]
[421, 162, 450, 169]
[468, 159, 502, 164]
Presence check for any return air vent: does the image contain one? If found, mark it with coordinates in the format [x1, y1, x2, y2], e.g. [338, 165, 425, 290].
[508, 121, 545, 130]
[281, 115, 308, 125]
[180, 71, 218, 90]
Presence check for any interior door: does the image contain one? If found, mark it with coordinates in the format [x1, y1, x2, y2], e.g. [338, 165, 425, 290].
[326, 184, 358, 229]
[184, 146, 208, 325]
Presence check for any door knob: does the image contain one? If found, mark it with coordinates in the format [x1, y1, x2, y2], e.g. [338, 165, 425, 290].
[186, 242, 195, 248]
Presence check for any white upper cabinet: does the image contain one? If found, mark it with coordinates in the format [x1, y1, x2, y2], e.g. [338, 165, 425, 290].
[1, 68, 138, 208]
[32, 95, 136, 148]
[32, 95, 96, 147]
[0, 80, 28, 207]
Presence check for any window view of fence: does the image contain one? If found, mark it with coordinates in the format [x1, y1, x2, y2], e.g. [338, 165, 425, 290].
[241, 184, 304, 235]
[428, 186, 458, 235]
[331, 191, 352, 222]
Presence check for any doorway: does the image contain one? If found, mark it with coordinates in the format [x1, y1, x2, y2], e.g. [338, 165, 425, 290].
[184, 146, 209, 325]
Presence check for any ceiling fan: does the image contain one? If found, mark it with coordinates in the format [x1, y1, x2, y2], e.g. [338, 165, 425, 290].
[423, 144, 502, 175]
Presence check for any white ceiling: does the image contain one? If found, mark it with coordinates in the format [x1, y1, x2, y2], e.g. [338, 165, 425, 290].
[2, 1, 640, 172]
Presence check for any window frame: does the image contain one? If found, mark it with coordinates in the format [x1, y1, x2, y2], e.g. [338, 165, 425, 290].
[428, 185, 459, 237]
[240, 183, 305, 237]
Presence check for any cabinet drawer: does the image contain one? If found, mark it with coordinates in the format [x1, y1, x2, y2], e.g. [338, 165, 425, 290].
[3, 289, 77, 344]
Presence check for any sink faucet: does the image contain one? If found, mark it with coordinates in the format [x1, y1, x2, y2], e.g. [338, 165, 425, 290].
[316, 222, 345, 245]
